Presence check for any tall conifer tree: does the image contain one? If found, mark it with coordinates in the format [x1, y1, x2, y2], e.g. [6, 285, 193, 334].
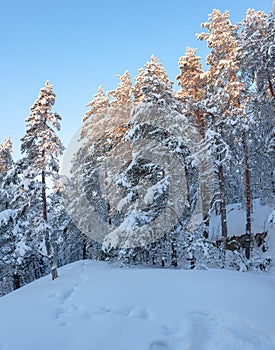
[197, 10, 244, 257]
[21, 81, 63, 279]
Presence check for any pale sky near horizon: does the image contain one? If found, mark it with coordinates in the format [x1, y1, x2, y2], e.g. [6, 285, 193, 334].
[0, 0, 272, 160]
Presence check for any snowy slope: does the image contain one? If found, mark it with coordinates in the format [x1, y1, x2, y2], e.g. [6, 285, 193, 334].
[209, 199, 274, 239]
[209, 199, 275, 262]
[0, 260, 275, 350]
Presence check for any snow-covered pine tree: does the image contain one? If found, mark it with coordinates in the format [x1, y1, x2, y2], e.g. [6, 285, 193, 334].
[0, 138, 13, 178]
[106, 71, 134, 150]
[197, 10, 245, 259]
[102, 59, 202, 268]
[176, 48, 215, 236]
[80, 85, 109, 144]
[259, 12, 275, 98]
[21, 81, 64, 280]
[133, 55, 173, 104]
[48, 178, 95, 267]
[237, 9, 268, 93]
[238, 9, 275, 225]
[0, 159, 46, 293]
[66, 86, 112, 249]
[108, 71, 133, 109]
[107, 71, 134, 143]
[0, 160, 22, 293]
[176, 47, 206, 129]
[0, 138, 13, 210]
[237, 9, 275, 98]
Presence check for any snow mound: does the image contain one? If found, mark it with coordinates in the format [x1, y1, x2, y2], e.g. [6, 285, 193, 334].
[0, 260, 275, 350]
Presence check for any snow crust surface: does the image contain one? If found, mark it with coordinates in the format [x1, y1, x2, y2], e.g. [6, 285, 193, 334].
[0, 259, 275, 350]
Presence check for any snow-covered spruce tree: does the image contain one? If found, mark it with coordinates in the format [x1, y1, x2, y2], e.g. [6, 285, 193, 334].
[21, 81, 64, 280]
[197, 10, 247, 259]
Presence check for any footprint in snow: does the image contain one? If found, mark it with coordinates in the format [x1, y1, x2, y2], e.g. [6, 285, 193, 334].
[128, 307, 150, 320]
[150, 342, 169, 350]
[183, 311, 275, 350]
[53, 306, 69, 327]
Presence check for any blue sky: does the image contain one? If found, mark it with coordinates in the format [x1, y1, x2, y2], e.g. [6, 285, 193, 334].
[0, 0, 272, 159]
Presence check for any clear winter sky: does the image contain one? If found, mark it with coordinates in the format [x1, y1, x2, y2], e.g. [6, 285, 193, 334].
[0, 0, 272, 160]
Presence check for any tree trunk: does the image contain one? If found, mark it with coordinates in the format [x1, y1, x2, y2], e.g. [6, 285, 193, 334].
[13, 272, 20, 290]
[42, 167, 47, 221]
[200, 157, 213, 239]
[268, 77, 274, 97]
[242, 132, 252, 259]
[83, 238, 87, 260]
[42, 150, 58, 280]
[218, 163, 228, 261]
[196, 111, 212, 238]
[195, 110, 205, 138]
[171, 235, 178, 267]
[184, 165, 191, 207]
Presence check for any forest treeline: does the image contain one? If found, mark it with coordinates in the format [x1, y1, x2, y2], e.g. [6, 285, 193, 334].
[0, 9, 274, 295]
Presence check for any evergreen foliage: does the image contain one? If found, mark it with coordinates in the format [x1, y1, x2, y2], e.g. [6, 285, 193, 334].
[1, 7, 274, 296]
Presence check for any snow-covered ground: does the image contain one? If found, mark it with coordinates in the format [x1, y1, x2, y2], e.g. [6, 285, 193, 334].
[0, 199, 274, 350]
[0, 260, 275, 350]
